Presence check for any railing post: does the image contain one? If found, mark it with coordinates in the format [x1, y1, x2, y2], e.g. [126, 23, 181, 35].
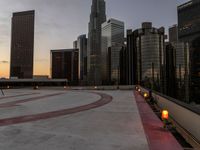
[1, 88, 4, 96]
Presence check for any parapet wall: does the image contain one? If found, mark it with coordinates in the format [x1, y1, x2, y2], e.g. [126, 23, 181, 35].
[139, 86, 200, 144]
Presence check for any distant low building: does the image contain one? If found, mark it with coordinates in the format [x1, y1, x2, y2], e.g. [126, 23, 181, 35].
[50, 49, 79, 84]
[33, 75, 49, 79]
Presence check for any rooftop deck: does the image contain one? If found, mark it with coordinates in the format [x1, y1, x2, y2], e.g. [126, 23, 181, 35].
[0, 88, 185, 149]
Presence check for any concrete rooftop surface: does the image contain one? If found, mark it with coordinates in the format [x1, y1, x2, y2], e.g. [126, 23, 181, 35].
[0, 88, 183, 150]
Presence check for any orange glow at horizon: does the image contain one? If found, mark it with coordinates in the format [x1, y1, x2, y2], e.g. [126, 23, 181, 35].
[0, 63, 9, 78]
[34, 63, 50, 77]
[0, 63, 50, 78]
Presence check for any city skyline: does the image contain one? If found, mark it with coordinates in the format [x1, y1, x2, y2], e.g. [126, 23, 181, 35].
[0, 0, 189, 78]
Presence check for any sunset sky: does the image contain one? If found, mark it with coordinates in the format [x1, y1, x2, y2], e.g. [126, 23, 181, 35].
[0, 0, 189, 78]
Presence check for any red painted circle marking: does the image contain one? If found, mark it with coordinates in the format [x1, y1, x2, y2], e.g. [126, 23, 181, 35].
[0, 92, 112, 126]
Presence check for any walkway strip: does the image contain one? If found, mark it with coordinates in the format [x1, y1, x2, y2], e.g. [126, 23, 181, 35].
[134, 91, 183, 150]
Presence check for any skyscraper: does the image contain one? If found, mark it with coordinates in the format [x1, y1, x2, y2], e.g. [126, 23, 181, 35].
[77, 35, 87, 81]
[10, 10, 35, 79]
[87, 0, 106, 85]
[125, 29, 137, 85]
[119, 46, 128, 85]
[101, 18, 124, 84]
[178, 0, 200, 43]
[126, 23, 165, 90]
[164, 43, 176, 98]
[51, 49, 79, 84]
[168, 25, 190, 103]
[178, 0, 200, 103]
[169, 25, 178, 43]
[136, 23, 165, 91]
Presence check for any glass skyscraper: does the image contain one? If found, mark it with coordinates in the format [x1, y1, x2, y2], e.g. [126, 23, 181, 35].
[168, 25, 190, 103]
[125, 23, 165, 91]
[101, 18, 124, 84]
[10, 10, 35, 79]
[178, 0, 200, 42]
[77, 35, 88, 81]
[178, 0, 200, 103]
[87, 0, 106, 85]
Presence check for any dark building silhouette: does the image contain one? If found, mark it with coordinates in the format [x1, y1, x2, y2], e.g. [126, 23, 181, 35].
[87, 0, 106, 85]
[126, 29, 137, 85]
[190, 37, 200, 103]
[10, 10, 35, 79]
[51, 49, 79, 84]
[77, 35, 87, 81]
[169, 25, 178, 43]
[178, 0, 200, 103]
[178, 0, 200, 42]
[119, 46, 128, 85]
[164, 43, 176, 98]
[168, 25, 190, 103]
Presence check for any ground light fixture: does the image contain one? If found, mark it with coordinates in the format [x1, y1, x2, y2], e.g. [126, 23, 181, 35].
[34, 86, 39, 90]
[135, 86, 139, 91]
[0, 88, 4, 96]
[143, 92, 149, 99]
[162, 110, 169, 128]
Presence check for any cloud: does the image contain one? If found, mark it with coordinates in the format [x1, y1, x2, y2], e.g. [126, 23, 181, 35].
[0, 61, 9, 64]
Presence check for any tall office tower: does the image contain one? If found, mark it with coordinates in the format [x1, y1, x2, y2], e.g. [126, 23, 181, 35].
[138, 23, 165, 91]
[164, 43, 176, 98]
[51, 49, 79, 84]
[175, 42, 190, 102]
[101, 18, 124, 84]
[119, 46, 128, 85]
[10, 10, 35, 79]
[77, 34, 87, 81]
[169, 25, 178, 43]
[126, 29, 137, 85]
[178, 0, 200, 103]
[127, 23, 165, 91]
[168, 25, 190, 102]
[178, 0, 200, 42]
[87, 0, 106, 85]
[107, 46, 122, 85]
